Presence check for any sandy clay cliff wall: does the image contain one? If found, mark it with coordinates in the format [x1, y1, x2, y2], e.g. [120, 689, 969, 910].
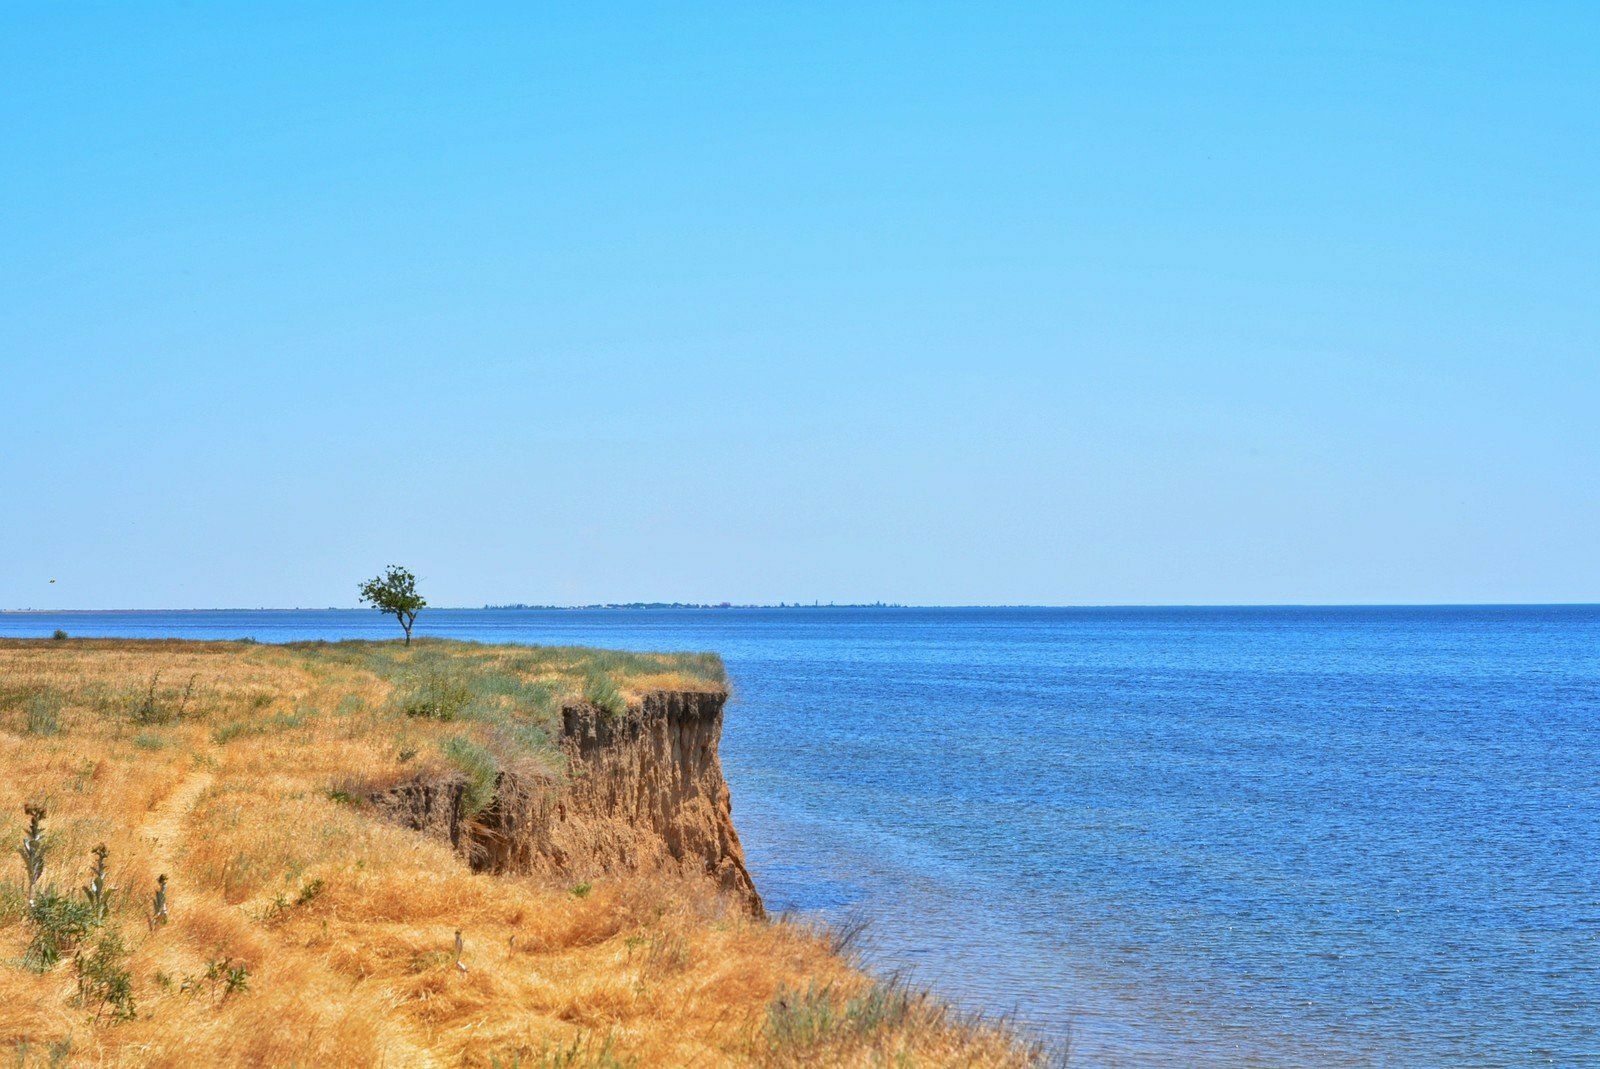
[373, 690, 763, 915]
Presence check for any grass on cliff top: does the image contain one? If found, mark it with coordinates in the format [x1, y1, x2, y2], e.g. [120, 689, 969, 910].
[0, 636, 726, 813]
[0, 637, 1047, 1067]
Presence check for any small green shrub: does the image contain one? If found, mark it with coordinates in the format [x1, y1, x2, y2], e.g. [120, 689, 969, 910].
[133, 731, 169, 751]
[75, 929, 136, 1021]
[398, 669, 474, 721]
[182, 956, 250, 1003]
[440, 735, 499, 815]
[131, 673, 201, 725]
[51, 629, 68, 641]
[130, 673, 164, 724]
[217, 958, 251, 999]
[259, 877, 325, 925]
[25, 890, 97, 971]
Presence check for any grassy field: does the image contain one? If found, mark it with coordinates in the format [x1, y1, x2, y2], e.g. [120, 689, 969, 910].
[0, 637, 1044, 1067]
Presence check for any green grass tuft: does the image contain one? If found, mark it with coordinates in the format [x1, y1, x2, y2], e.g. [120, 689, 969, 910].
[441, 735, 500, 815]
[25, 693, 62, 736]
[583, 673, 627, 717]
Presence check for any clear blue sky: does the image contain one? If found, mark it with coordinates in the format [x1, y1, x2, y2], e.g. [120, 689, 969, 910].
[3, 4, 1596, 608]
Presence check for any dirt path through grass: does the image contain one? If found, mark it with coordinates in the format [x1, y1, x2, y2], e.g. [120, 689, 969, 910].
[138, 766, 215, 878]
[133, 763, 445, 1066]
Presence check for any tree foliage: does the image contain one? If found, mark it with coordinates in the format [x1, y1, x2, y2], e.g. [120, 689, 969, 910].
[358, 565, 426, 646]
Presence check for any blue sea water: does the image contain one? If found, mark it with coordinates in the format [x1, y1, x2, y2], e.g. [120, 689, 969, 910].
[1, 606, 1596, 1066]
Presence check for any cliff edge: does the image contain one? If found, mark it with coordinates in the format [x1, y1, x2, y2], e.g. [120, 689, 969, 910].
[376, 689, 764, 915]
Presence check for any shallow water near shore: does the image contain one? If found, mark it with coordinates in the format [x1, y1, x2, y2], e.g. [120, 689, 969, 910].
[3, 606, 1596, 1066]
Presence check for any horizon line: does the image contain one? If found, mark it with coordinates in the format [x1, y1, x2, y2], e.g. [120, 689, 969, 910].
[3, 602, 1598, 613]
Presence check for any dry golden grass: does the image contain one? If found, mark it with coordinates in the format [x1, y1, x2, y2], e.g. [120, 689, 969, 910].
[0, 638, 1046, 1067]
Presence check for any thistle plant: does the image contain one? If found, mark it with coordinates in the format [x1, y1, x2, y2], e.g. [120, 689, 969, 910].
[83, 844, 113, 923]
[151, 874, 169, 927]
[19, 805, 45, 907]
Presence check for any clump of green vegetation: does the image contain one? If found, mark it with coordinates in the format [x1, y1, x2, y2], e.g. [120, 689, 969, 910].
[441, 735, 500, 815]
[51, 629, 68, 641]
[584, 672, 627, 717]
[397, 668, 474, 721]
[180, 956, 250, 1003]
[25, 889, 97, 971]
[131, 673, 164, 724]
[131, 672, 201, 725]
[21, 838, 126, 979]
[260, 877, 325, 925]
[762, 981, 916, 1055]
[1, 687, 65, 736]
[10, 1037, 72, 1067]
[75, 928, 136, 1021]
[212, 709, 308, 744]
[468, 668, 557, 719]
[25, 692, 61, 736]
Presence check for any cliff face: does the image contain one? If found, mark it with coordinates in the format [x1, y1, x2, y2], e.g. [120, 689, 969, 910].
[374, 690, 763, 915]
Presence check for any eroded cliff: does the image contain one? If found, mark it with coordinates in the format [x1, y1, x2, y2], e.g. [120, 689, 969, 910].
[375, 689, 763, 915]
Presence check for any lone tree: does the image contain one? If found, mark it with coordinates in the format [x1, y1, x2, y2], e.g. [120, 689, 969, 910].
[358, 565, 426, 646]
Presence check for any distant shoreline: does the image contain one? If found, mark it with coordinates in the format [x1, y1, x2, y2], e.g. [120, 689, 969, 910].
[0, 603, 916, 613]
[3, 603, 1597, 613]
